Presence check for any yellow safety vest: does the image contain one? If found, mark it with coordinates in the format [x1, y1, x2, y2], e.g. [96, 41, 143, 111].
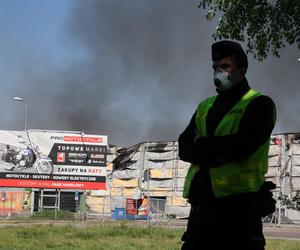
[183, 89, 274, 198]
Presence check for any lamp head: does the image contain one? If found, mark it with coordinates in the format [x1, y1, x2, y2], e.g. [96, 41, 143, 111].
[13, 97, 25, 102]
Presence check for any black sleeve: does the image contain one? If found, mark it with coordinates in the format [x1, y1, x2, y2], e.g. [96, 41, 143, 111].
[178, 95, 276, 167]
[178, 111, 198, 162]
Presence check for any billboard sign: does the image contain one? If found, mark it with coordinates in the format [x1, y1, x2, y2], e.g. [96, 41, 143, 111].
[126, 198, 148, 216]
[0, 130, 107, 190]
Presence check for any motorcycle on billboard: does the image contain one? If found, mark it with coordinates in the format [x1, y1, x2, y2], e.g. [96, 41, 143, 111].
[1, 141, 53, 174]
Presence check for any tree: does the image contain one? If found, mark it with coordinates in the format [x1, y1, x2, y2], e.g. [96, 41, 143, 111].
[198, 0, 300, 60]
[279, 191, 300, 211]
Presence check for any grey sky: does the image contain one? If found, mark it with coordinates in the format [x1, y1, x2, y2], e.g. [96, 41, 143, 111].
[0, 0, 299, 147]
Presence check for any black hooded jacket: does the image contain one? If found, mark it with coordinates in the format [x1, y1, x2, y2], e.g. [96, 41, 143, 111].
[178, 79, 276, 203]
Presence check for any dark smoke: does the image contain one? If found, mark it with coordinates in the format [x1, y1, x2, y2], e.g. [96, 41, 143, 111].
[248, 44, 300, 134]
[34, 0, 215, 146]
[7, 0, 299, 147]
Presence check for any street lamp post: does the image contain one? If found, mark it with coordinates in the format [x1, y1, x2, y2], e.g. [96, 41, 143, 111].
[12, 96, 28, 210]
[12, 97, 27, 131]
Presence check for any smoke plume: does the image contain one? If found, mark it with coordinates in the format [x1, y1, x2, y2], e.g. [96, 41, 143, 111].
[2, 0, 299, 147]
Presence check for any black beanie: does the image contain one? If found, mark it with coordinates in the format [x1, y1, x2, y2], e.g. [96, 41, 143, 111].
[212, 40, 248, 73]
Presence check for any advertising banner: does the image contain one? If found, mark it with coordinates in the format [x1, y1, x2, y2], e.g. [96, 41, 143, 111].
[126, 198, 148, 215]
[0, 191, 23, 215]
[0, 130, 107, 190]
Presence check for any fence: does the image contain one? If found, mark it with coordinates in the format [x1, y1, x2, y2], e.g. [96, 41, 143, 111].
[0, 189, 170, 222]
[148, 197, 167, 222]
[1, 187, 300, 227]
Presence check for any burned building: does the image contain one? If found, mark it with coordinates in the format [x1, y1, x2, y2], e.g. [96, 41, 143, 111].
[85, 133, 300, 223]
[110, 141, 189, 218]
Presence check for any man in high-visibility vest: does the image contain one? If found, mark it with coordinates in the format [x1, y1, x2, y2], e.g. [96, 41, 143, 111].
[179, 40, 276, 250]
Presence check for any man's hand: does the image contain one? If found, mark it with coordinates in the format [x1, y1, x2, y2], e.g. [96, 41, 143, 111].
[258, 181, 277, 217]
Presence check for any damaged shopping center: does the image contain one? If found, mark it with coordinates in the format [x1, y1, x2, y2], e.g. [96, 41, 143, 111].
[111, 141, 189, 218]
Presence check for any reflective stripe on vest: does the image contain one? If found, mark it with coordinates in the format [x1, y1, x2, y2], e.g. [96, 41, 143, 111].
[183, 89, 272, 198]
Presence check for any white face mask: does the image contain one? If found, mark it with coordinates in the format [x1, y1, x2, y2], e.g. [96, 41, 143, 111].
[213, 70, 237, 92]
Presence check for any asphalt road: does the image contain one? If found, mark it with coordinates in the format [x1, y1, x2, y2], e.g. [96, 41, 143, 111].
[151, 220, 300, 241]
[263, 224, 300, 240]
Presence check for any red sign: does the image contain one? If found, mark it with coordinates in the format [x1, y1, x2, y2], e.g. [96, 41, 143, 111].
[63, 136, 103, 143]
[57, 152, 65, 163]
[0, 191, 24, 215]
[126, 198, 148, 215]
[126, 198, 137, 215]
[0, 179, 106, 190]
